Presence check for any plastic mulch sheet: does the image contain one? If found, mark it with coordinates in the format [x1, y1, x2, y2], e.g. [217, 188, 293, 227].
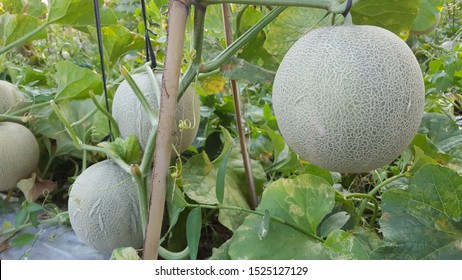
[0, 203, 109, 260]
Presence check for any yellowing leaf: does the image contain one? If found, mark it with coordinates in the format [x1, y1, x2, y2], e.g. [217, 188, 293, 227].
[200, 74, 226, 95]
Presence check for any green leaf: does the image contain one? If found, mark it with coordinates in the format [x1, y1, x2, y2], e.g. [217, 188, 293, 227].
[183, 152, 250, 231]
[372, 164, 462, 259]
[25, 202, 43, 213]
[53, 61, 103, 100]
[258, 210, 271, 240]
[183, 127, 266, 231]
[88, 25, 145, 66]
[186, 207, 202, 260]
[267, 175, 336, 235]
[110, 247, 141, 260]
[323, 229, 372, 259]
[304, 164, 334, 185]
[222, 58, 276, 84]
[418, 113, 462, 172]
[228, 174, 375, 259]
[410, 0, 444, 35]
[98, 135, 141, 164]
[1, 0, 47, 18]
[29, 211, 39, 228]
[237, 7, 279, 71]
[15, 208, 29, 228]
[351, 0, 420, 40]
[263, 125, 302, 174]
[319, 212, 350, 239]
[0, 13, 46, 47]
[10, 233, 35, 248]
[47, 0, 117, 27]
[216, 145, 232, 205]
[264, 7, 330, 60]
[419, 113, 462, 154]
[208, 240, 232, 260]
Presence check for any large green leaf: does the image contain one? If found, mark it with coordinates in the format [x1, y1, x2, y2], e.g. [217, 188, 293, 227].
[351, 0, 420, 39]
[182, 152, 249, 231]
[418, 113, 462, 154]
[98, 135, 141, 164]
[47, 0, 117, 27]
[264, 7, 330, 60]
[237, 7, 279, 71]
[87, 25, 145, 66]
[222, 57, 275, 84]
[418, 113, 462, 172]
[410, 0, 444, 35]
[1, 0, 47, 18]
[372, 164, 462, 259]
[0, 13, 46, 47]
[182, 127, 267, 231]
[53, 61, 103, 100]
[227, 174, 375, 259]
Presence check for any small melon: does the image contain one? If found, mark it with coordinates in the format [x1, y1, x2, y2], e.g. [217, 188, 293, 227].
[0, 80, 25, 114]
[0, 122, 39, 191]
[68, 160, 143, 254]
[112, 72, 200, 153]
[272, 25, 425, 173]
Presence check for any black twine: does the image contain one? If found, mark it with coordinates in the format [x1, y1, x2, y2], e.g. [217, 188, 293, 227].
[342, 0, 353, 17]
[93, 0, 113, 142]
[141, 0, 157, 69]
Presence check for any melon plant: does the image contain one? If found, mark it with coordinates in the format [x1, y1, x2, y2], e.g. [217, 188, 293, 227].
[68, 160, 143, 254]
[112, 72, 200, 153]
[0, 122, 40, 191]
[272, 25, 425, 173]
[0, 80, 25, 114]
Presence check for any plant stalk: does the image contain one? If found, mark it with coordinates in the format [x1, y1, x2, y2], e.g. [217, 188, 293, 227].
[345, 193, 379, 227]
[222, 3, 258, 210]
[178, 5, 207, 100]
[356, 173, 406, 226]
[143, 0, 191, 260]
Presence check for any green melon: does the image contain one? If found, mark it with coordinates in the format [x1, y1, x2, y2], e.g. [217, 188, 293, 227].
[0, 80, 25, 114]
[272, 25, 425, 173]
[68, 160, 143, 254]
[112, 72, 200, 153]
[0, 122, 39, 191]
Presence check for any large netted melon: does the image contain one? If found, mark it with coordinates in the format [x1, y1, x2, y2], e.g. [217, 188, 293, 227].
[112, 72, 200, 153]
[0, 80, 25, 114]
[0, 122, 40, 191]
[272, 25, 425, 173]
[68, 160, 143, 254]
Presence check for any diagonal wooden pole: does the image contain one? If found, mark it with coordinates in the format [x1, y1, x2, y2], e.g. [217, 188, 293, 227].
[143, 0, 191, 260]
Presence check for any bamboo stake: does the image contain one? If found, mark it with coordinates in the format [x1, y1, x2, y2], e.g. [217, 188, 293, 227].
[143, 0, 191, 260]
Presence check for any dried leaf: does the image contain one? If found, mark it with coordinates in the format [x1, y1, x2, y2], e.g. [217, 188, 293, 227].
[17, 173, 57, 202]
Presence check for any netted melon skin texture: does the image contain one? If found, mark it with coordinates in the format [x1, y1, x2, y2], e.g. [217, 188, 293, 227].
[112, 73, 200, 152]
[0, 81, 24, 114]
[0, 122, 39, 191]
[68, 160, 143, 254]
[272, 25, 424, 173]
